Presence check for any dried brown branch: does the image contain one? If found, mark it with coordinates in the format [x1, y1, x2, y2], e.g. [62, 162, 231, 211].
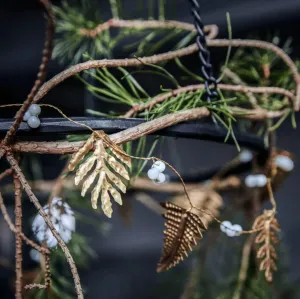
[3, 0, 54, 144]
[6, 154, 84, 299]
[11, 107, 210, 154]
[79, 18, 219, 40]
[0, 193, 50, 254]
[232, 235, 255, 299]
[0, 193, 46, 254]
[133, 176, 240, 193]
[123, 84, 293, 118]
[7, 103, 288, 156]
[222, 67, 258, 107]
[13, 173, 22, 299]
[0, 168, 13, 181]
[30, 38, 299, 110]
[207, 39, 300, 110]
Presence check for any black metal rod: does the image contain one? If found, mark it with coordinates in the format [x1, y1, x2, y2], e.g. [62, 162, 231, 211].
[0, 117, 268, 154]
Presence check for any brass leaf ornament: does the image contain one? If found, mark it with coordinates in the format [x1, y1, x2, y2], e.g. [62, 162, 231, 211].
[172, 189, 223, 227]
[157, 202, 207, 272]
[253, 210, 280, 282]
[68, 131, 131, 218]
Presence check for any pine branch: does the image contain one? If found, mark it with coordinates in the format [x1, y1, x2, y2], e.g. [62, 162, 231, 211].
[79, 18, 218, 40]
[123, 84, 293, 117]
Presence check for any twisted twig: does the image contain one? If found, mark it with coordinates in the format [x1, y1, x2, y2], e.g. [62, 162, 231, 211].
[8, 105, 288, 155]
[123, 84, 293, 117]
[6, 154, 84, 299]
[3, 0, 54, 144]
[0, 193, 50, 254]
[79, 18, 219, 40]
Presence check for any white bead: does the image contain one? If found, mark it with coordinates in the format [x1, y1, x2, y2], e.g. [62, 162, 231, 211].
[220, 221, 232, 233]
[245, 175, 257, 188]
[274, 155, 294, 172]
[239, 150, 253, 163]
[153, 161, 166, 172]
[156, 173, 166, 184]
[147, 168, 160, 180]
[29, 104, 41, 116]
[256, 174, 267, 187]
[231, 224, 242, 236]
[23, 111, 31, 121]
[227, 228, 236, 237]
[29, 249, 41, 263]
[27, 116, 41, 129]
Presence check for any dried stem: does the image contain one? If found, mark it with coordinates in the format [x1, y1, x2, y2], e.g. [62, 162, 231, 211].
[13, 173, 22, 299]
[79, 18, 219, 40]
[8, 104, 288, 156]
[0, 168, 13, 181]
[6, 154, 84, 299]
[3, 0, 54, 144]
[11, 107, 210, 154]
[29, 38, 299, 110]
[0, 193, 50, 254]
[207, 39, 300, 110]
[133, 176, 241, 193]
[232, 235, 255, 299]
[222, 68, 258, 107]
[123, 84, 293, 117]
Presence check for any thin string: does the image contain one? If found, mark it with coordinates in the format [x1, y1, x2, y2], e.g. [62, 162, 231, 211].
[0, 103, 269, 235]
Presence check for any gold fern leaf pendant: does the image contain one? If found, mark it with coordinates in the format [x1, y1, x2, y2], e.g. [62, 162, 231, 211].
[68, 131, 131, 218]
[157, 202, 207, 272]
[253, 210, 280, 282]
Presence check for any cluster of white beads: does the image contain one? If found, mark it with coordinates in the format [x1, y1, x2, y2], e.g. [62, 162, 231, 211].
[245, 174, 267, 188]
[147, 161, 167, 184]
[32, 197, 75, 248]
[23, 104, 41, 128]
[274, 155, 294, 172]
[220, 221, 242, 237]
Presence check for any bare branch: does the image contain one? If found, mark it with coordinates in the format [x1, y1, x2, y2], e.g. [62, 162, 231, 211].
[8, 104, 289, 155]
[207, 39, 300, 110]
[123, 84, 293, 118]
[29, 38, 299, 110]
[79, 18, 219, 40]
[13, 174, 22, 299]
[132, 176, 241, 193]
[6, 154, 84, 299]
[222, 68, 258, 107]
[4, 0, 54, 144]
[0, 193, 50, 254]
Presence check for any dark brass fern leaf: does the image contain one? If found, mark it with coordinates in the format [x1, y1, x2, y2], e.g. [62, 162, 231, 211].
[157, 202, 207, 272]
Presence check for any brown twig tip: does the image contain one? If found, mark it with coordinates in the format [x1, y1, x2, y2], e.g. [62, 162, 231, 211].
[253, 210, 280, 282]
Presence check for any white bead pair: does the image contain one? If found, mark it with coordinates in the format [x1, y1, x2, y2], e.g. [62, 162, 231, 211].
[220, 221, 242, 237]
[147, 161, 166, 184]
[23, 104, 41, 128]
[245, 174, 267, 188]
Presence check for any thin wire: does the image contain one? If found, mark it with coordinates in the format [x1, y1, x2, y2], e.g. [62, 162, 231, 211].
[0, 103, 264, 235]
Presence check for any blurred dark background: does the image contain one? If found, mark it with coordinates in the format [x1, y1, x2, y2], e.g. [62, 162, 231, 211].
[0, 0, 300, 298]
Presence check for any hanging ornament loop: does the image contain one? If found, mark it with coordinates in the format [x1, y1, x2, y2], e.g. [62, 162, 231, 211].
[189, 0, 219, 103]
